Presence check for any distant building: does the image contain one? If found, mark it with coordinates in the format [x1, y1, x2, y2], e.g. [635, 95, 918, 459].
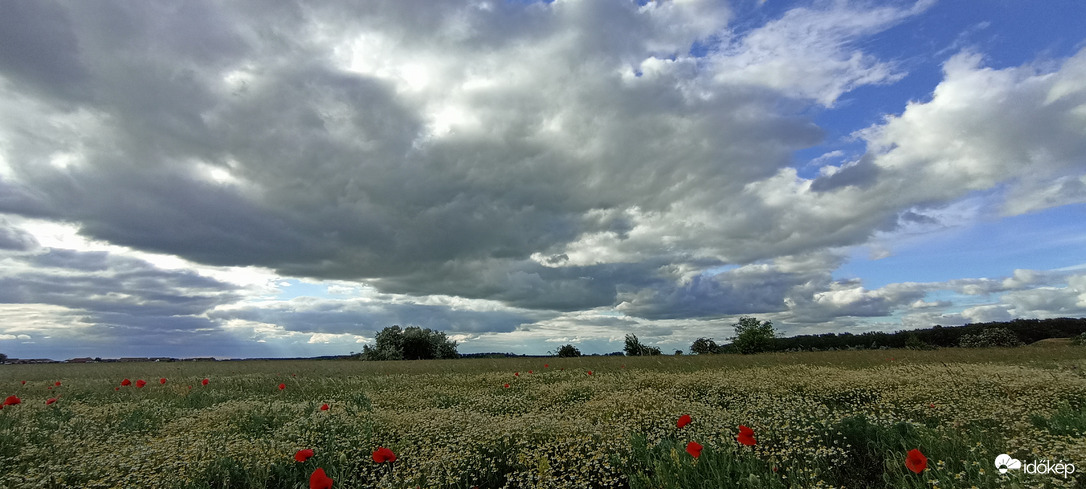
[66, 357, 94, 363]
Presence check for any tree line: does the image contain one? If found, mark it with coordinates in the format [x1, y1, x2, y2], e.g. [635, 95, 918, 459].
[346, 317, 1086, 361]
[5, 318, 1083, 365]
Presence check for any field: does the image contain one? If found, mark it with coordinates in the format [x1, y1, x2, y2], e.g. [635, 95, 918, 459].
[2, 346, 1085, 489]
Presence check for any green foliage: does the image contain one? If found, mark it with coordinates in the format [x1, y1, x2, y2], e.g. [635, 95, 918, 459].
[556, 344, 581, 357]
[690, 337, 721, 355]
[1072, 332, 1086, 346]
[624, 334, 662, 356]
[361, 325, 459, 361]
[904, 334, 934, 350]
[1030, 402, 1086, 436]
[958, 327, 1022, 348]
[729, 317, 776, 355]
[624, 434, 782, 489]
[0, 352, 7, 362]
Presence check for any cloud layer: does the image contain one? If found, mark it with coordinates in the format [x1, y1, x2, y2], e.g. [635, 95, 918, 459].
[1, 0, 1084, 357]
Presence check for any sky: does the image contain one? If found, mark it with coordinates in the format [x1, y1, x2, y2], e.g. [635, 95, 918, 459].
[1, 0, 1085, 360]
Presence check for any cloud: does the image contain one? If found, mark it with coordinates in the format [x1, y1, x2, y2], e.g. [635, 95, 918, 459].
[0, 0, 1084, 357]
[0, 247, 241, 347]
[211, 296, 542, 336]
[0, 218, 38, 251]
[708, 0, 932, 105]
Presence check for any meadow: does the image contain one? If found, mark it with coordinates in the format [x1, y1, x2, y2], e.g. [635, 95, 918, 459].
[2, 346, 1085, 489]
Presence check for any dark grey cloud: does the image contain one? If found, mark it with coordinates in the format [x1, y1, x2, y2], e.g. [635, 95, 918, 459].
[617, 271, 795, 320]
[0, 1, 90, 102]
[0, 248, 240, 331]
[0, 0, 818, 297]
[810, 154, 880, 192]
[0, 218, 38, 251]
[211, 299, 542, 335]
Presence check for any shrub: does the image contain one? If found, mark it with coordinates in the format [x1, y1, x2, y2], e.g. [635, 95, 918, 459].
[690, 338, 721, 355]
[958, 327, 1022, 348]
[362, 325, 459, 360]
[729, 317, 776, 354]
[556, 344, 581, 357]
[1072, 332, 1086, 346]
[624, 334, 661, 356]
[905, 333, 935, 350]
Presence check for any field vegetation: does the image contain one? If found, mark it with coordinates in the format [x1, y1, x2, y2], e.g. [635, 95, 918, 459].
[2, 346, 1085, 488]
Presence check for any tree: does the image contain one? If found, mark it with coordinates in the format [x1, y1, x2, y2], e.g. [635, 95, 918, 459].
[729, 316, 776, 354]
[556, 344, 581, 357]
[362, 325, 459, 361]
[959, 327, 1021, 348]
[0, 352, 6, 363]
[690, 337, 720, 355]
[624, 334, 661, 356]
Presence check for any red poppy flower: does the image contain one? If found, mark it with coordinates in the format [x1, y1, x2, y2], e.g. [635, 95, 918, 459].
[905, 449, 927, 474]
[929, 403, 935, 408]
[160, 378, 167, 384]
[503, 383, 510, 388]
[295, 448, 315, 462]
[114, 387, 119, 391]
[121, 378, 132, 386]
[587, 370, 593, 375]
[48, 386, 53, 390]
[685, 441, 703, 458]
[320, 403, 329, 411]
[21, 380, 26, 385]
[677, 414, 692, 428]
[372, 446, 397, 463]
[202, 378, 209, 386]
[309, 467, 333, 489]
[46, 397, 57, 405]
[544, 364, 549, 368]
[136, 380, 147, 388]
[514, 372, 519, 377]
[737, 425, 756, 446]
[54, 381, 61, 387]
[3, 395, 20, 406]
[278, 383, 286, 390]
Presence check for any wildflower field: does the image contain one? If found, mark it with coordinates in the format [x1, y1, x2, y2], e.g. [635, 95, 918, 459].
[2, 346, 1085, 489]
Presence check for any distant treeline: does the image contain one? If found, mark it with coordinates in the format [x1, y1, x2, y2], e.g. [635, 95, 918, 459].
[769, 317, 1086, 352]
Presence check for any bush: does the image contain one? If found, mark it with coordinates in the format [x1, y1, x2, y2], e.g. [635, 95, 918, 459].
[623, 334, 661, 356]
[1072, 332, 1086, 346]
[958, 327, 1022, 348]
[905, 333, 935, 350]
[729, 317, 776, 354]
[362, 325, 459, 360]
[556, 344, 581, 357]
[689, 338, 721, 355]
